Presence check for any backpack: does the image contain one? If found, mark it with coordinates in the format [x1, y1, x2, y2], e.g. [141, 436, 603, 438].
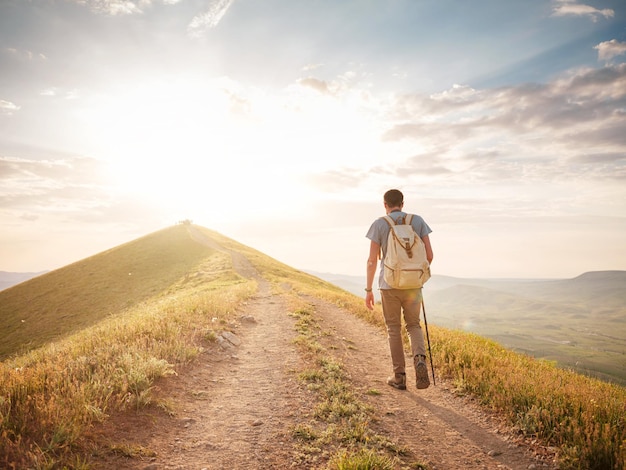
[382, 214, 431, 289]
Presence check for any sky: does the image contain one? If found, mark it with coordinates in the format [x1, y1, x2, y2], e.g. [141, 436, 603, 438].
[1, 0, 625, 280]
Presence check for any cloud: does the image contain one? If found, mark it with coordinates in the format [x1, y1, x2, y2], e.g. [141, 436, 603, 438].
[557, 63, 626, 101]
[40, 88, 58, 97]
[295, 70, 365, 98]
[551, 0, 614, 22]
[379, 63, 626, 185]
[298, 77, 331, 94]
[302, 63, 325, 72]
[0, 156, 112, 213]
[19, 213, 39, 222]
[595, 39, 626, 62]
[71, 0, 182, 16]
[305, 169, 368, 192]
[3, 47, 47, 61]
[393, 64, 626, 133]
[281, 62, 625, 200]
[39, 88, 81, 100]
[0, 100, 20, 115]
[570, 152, 626, 164]
[74, 0, 143, 15]
[187, 0, 235, 38]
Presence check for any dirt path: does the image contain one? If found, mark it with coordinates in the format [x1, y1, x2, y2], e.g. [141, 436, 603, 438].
[307, 296, 553, 470]
[89, 232, 554, 469]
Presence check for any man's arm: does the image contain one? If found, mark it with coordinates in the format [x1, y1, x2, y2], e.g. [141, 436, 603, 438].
[422, 234, 433, 265]
[365, 240, 379, 310]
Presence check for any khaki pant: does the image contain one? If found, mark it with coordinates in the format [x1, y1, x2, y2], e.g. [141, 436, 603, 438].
[380, 288, 426, 375]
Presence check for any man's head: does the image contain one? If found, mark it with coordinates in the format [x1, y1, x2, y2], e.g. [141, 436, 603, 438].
[384, 189, 404, 210]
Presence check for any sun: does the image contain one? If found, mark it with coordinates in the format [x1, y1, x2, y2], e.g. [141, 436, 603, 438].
[89, 78, 252, 209]
[85, 73, 383, 223]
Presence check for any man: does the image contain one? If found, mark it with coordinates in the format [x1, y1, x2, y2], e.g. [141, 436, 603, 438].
[365, 189, 433, 390]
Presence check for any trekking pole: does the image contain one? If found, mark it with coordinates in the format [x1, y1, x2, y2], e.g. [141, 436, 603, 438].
[421, 299, 436, 386]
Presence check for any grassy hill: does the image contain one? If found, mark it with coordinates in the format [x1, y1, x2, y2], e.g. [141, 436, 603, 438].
[0, 225, 215, 359]
[1, 226, 624, 470]
[0, 224, 260, 468]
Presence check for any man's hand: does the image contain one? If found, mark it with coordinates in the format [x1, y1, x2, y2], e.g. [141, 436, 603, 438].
[365, 241, 379, 311]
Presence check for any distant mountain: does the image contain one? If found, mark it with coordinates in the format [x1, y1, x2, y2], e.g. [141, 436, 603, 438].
[308, 270, 626, 385]
[0, 271, 47, 291]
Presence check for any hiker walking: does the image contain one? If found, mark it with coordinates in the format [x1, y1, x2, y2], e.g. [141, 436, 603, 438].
[365, 189, 433, 390]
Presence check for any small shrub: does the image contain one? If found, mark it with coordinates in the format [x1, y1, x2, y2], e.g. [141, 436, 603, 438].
[330, 447, 397, 470]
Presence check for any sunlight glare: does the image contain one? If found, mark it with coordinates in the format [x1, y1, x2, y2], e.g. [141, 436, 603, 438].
[87, 75, 387, 221]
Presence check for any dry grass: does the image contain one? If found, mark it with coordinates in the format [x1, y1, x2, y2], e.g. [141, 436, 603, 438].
[217, 235, 626, 468]
[0, 225, 255, 469]
[433, 328, 626, 470]
[1, 224, 624, 469]
[289, 281, 626, 470]
[0, 225, 215, 360]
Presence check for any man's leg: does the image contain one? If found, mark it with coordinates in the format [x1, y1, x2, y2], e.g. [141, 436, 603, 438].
[401, 289, 430, 389]
[400, 289, 426, 358]
[380, 289, 405, 374]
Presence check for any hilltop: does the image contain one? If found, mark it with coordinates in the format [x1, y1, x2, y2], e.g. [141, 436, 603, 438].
[1, 225, 623, 469]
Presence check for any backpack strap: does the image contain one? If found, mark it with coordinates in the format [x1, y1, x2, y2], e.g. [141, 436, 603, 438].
[380, 216, 393, 259]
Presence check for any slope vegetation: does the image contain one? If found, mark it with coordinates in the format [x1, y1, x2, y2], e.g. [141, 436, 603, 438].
[0, 225, 624, 470]
[0, 226, 214, 359]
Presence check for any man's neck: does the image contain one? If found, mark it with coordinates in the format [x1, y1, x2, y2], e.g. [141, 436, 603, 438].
[386, 207, 403, 215]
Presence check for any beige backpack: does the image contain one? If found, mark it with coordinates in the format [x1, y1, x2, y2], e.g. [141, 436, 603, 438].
[382, 214, 431, 289]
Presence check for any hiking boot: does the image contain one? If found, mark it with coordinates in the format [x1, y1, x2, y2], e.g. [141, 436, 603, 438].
[387, 372, 407, 390]
[414, 355, 430, 389]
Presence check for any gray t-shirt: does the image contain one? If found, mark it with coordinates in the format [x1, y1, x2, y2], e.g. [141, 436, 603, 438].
[366, 210, 432, 289]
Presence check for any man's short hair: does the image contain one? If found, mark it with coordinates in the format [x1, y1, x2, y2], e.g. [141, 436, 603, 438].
[384, 189, 404, 208]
